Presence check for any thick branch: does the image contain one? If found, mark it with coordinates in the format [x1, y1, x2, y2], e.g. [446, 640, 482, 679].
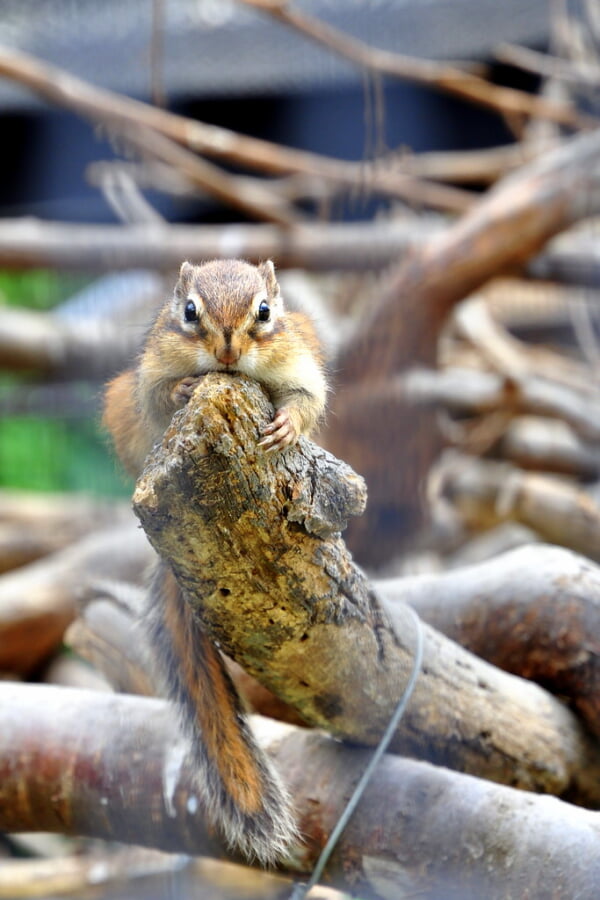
[0, 522, 153, 675]
[0, 304, 145, 377]
[336, 127, 600, 381]
[377, 544, 600, 740]
[3, 683, 600, 899]
[0, 217, 437, 272]
[132, 375, 600, 804]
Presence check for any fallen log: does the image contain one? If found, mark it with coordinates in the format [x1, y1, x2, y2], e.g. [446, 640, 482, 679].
[2, 683, 600, 900]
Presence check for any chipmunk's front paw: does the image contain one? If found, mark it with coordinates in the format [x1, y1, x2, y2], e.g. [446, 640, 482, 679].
[258, 407, 298, 452]
[171, 375, 205, 407]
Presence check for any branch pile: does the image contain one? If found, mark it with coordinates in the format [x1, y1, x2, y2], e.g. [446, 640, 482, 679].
[3, 4, 600, 897]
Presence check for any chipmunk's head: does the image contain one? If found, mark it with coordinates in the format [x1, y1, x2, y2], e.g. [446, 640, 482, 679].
[171, 259, 284, 372]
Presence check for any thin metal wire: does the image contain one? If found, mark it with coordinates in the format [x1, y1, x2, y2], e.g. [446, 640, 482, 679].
[289, 604, 424, 899]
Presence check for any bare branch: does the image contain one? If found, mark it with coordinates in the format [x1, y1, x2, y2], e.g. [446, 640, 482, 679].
[3, 682, 600, 897]
[336, 127, 600, 381]
[118, 122, 301, 226]
[0, 522, 153, 675]
[0, 217, 439, 272]
[238, 0, 594, 130]
[0, 46, 472, 212]
[377, 543, 600, 739]
[440, 456, 600, 562]
[497, 41, 600, 87]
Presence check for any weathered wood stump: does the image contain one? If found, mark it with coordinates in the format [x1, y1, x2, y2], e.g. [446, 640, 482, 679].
[133, 373, 600, 804]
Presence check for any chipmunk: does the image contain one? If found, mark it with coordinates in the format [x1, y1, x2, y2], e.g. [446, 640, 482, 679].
[103, 259, 328, 864]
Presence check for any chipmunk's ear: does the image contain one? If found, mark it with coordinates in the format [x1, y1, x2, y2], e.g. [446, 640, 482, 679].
[175, 261, 195, 296]
[258, 260, 280, 298]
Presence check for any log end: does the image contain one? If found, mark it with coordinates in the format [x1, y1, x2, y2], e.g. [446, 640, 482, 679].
[133, 373, 367, 539]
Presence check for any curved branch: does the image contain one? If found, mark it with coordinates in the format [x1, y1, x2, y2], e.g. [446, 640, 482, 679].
[239, 0, 592, 130]
[132, 374, 600, 805]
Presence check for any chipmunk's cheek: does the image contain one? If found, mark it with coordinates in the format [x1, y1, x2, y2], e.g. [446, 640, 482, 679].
[236, 348, 260, 379]
[195, 347, 215, 371]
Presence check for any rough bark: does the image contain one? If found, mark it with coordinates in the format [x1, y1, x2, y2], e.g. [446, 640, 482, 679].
[132, 374, 600, 804]
[66, 585, 308, 725]
[3, 683, 600, 900]
[377, 543, 600, 740]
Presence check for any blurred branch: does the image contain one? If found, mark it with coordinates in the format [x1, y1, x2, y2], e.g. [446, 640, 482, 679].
[119, 122, 302, 226]
[0, 46, 473, 213]
[239, 0, 595, 130]
[497, 41, 600, 87]
[0, 523, 153, 675]
[0, 491, 131, 574]
[403, 367, 600, 444]
[0, 303, 144, 376]
[441, 456, 600, 561]
[0, 848, 182, 900]
[395, 141, 547, 185]
[0, 216, 440, 271]
[335, 127, 600, 382]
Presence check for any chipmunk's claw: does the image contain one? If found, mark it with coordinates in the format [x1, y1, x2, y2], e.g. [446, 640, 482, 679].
[171, 375, 205, 407]
[259, 408, 297, 452]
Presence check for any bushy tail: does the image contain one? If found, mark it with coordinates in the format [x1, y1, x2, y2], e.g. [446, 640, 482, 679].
[146, 561, 297, 864]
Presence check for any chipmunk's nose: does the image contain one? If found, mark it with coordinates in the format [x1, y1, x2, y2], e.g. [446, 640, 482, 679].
[216, 328, 241, 366]
[216, 349, 239, 365]
[215, 342, 241, 366]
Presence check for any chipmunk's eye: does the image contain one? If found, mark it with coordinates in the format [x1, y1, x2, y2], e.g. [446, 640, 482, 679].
[184, 300, 198, 322]
[257, 300, 270, 322]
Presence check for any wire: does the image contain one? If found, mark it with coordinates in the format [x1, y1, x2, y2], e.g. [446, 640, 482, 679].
[289, 604, 424, 899]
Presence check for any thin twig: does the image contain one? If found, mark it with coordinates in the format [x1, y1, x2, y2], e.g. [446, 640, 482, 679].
[497, 41, 600, 86]
[150, 0, 166, 108]
[238, 0, 596, 130]
[119, 122, 301, 225]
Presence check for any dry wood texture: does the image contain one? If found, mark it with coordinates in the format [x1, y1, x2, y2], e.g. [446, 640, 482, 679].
[377, 543, 600, 740]
[3, 683, 600, 900]
[132, 374, 600, 804]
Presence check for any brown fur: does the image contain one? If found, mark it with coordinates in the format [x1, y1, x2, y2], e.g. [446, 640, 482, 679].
[162, 576, 263, 815]
[102, 259, 325, 862]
